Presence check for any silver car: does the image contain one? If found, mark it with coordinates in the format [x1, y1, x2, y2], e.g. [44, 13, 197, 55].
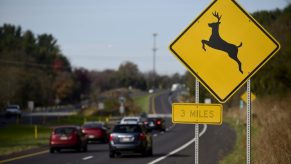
[109, 124, 153, 158]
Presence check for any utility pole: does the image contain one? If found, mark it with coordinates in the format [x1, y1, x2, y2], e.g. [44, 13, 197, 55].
[152, 33, 158, 89]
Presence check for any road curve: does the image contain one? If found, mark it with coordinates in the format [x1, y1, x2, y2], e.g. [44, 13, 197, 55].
[1, 90, 236, 164]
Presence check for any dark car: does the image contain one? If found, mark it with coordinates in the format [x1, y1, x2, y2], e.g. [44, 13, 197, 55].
[109, 124, 152, 158]
[49, 125, 88, 153]
[145, 117, 166, 132]
[5, 105, 21, 118]
[82, 121, 109, 143]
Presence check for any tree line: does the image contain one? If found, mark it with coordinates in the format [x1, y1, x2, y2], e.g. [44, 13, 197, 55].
[251, 4, 291, 97]
[0, 25, 185, 109]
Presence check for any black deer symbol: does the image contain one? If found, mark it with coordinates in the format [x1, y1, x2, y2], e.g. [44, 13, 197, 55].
[201, 11, 243, 74]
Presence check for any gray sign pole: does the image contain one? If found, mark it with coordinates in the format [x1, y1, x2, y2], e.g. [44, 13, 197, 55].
[195, 79, 199, 164]
[246, 79, 251, 164]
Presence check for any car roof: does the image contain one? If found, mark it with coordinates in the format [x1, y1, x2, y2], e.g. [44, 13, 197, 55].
[121, 116, 140, 120]
[6, 105, 20, 108]
[52, 125, 80, 129]
[115, 124, 143, 127]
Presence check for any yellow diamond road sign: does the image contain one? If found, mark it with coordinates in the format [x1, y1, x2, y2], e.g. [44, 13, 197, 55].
[241, 92, 256, 103]
[169, 0, 280, 103]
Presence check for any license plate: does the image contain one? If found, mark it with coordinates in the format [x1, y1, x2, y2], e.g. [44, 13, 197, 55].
[60, 136, 68, 140]
[88, 135, 95, 139]
[121, 137, 131, 142]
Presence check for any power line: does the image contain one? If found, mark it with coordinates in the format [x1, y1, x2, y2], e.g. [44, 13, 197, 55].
[0, 59, 72, 71]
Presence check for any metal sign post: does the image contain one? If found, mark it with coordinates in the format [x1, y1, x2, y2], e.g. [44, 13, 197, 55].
[195, 79, 199, 164]
[246, 79, 251, 164]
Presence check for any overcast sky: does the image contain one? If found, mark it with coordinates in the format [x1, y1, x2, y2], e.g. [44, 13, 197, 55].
[0, 0, 289, 75]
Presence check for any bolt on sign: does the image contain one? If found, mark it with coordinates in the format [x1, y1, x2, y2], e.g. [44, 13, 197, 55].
[169, 0, 280, 103]
[172, 103, 222, 125]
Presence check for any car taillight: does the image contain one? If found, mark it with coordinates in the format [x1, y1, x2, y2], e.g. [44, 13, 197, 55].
[51, 132, 57, 139]
[156, 120, 161, 125]
[109, 134, 115, 141]
[139, 133, 146, 141]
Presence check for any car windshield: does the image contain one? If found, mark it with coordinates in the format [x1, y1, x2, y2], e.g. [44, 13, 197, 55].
[123, 119, 138, 122]
[6, 105, 19, 109]
[147, 118, 156, 122]
[54, 127, 76, 135]
[113, 125, 142, 133]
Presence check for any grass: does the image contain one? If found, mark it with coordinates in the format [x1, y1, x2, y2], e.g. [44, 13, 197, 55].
[220, 93, 291, 164]
[219, 116, 246, 164]
[251, 95, 291, 163]
[0, 125, 51, 156]
[133, 94, 150, 113]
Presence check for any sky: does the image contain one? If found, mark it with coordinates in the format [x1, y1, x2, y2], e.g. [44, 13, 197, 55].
[0, 0, 289, 75]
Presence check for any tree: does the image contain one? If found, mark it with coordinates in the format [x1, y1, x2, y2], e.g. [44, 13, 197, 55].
[117, 61, 145, 89]
[0, 24, 73, 107]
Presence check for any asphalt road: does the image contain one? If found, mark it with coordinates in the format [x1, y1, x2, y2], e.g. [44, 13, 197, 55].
[1, 91, 236, 164]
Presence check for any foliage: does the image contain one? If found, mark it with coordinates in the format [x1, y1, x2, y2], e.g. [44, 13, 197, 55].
[133, 95, 150, 113]
[0, 24, 73, 107]
[252, 5, 291, 97]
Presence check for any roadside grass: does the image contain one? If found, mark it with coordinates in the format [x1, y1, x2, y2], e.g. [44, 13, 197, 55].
[220, 107, 259, 164]
[252, 95, 291, 163]
[0, 125, 51, 156]
[219, 116, 246, 164]
[50, 115, 107, 125]
[133, 94, 150, 113]
[220, 94, 291, 164]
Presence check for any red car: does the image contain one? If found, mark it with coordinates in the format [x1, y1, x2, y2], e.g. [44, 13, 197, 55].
[49, 125, 88, 153]
[82, 122, 109, 143]
[145, 117, 166, 132]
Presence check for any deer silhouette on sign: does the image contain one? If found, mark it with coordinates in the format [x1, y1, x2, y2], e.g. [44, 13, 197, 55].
[201, 11, 243, 74]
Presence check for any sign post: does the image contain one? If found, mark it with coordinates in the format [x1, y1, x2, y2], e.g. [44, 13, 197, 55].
[241, 92, 256, 103]
[246, 79, 251, 164]
[195, 79, 199, 164]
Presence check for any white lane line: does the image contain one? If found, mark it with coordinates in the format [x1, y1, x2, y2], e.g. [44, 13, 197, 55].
[82, 156, 93, 160]
[148, 124, 207, 164]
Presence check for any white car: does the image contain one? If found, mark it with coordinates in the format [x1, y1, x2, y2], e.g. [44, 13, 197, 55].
[120, 116, 141, 124]
[148, 89, 154, 94]
[5, 105, 22, 118]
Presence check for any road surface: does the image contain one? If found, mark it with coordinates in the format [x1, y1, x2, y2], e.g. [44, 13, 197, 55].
[0, 91, 236, 164]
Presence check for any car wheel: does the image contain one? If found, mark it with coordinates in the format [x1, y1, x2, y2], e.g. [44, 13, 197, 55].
[141, 148, 147, 157]
[49, 148, 55, 154]
[83, 145, 88, 152]
[147, 146, 153, 156]
[77, 146, 82, 152]
[109, 151, 115, 158]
